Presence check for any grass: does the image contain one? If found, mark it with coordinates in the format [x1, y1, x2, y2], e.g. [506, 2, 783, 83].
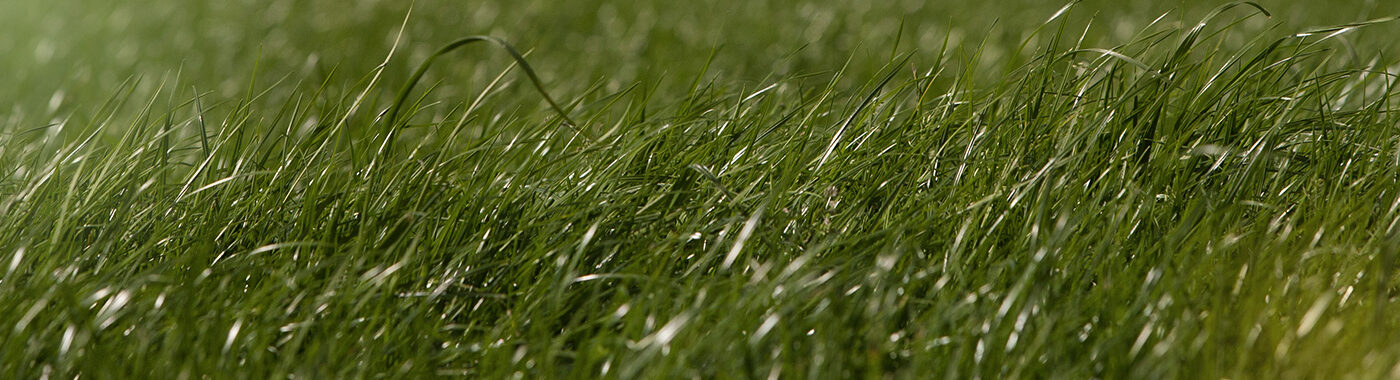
[3, 0, 1400, 378]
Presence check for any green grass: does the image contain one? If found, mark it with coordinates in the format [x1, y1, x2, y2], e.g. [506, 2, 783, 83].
[4, 0, 1400, 378]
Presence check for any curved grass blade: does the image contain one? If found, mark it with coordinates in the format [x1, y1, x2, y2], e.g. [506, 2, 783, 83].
[1165, 2, 1271, 73]
[387, 35, 590, 139]
[1060, 48, 1151, 71]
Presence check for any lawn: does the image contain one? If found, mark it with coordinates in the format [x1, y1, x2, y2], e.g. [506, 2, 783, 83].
[3, 0, 1400, 378]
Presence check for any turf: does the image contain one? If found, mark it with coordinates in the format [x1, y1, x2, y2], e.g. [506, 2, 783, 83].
[3, 0, 1400, 378]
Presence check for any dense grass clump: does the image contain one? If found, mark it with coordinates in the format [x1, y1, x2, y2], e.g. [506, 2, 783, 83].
[3, 1, 1400, 378]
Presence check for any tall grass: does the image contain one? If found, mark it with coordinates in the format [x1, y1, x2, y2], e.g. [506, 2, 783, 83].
[2, 1, 1400, 378]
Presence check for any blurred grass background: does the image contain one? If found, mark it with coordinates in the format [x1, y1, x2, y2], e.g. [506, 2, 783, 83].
[3, 0, 1397, 124]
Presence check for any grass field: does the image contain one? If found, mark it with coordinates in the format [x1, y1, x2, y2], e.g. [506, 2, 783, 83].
[4, 0, 1400, 378]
